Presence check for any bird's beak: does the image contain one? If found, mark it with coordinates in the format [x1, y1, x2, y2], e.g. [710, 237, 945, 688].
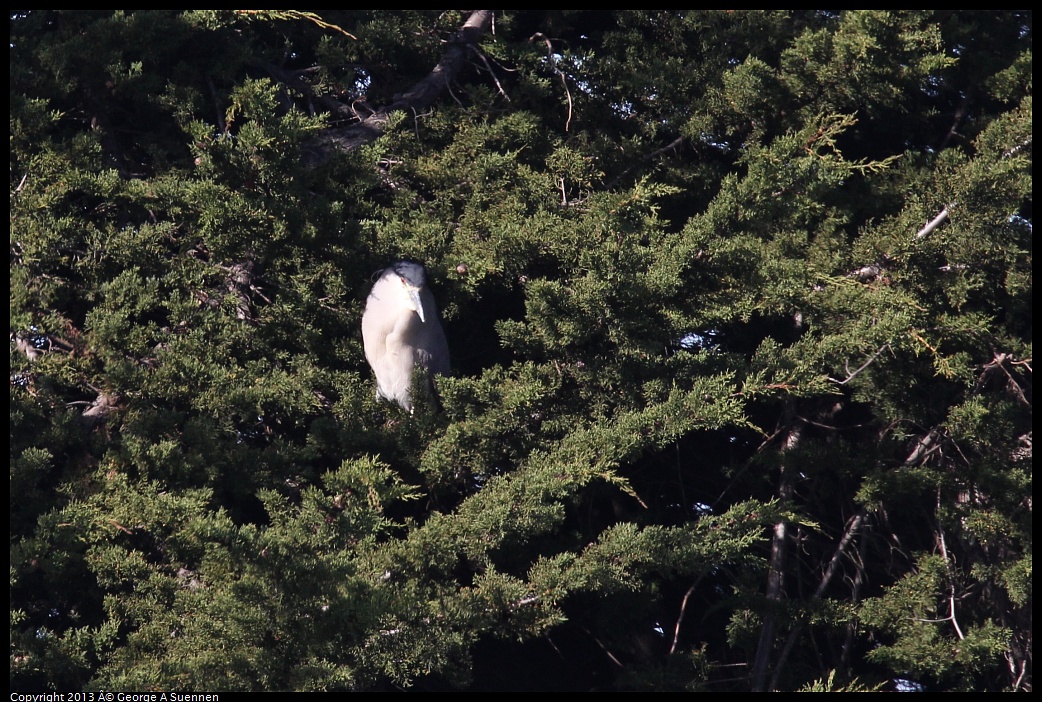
[407, 288, 426, 323]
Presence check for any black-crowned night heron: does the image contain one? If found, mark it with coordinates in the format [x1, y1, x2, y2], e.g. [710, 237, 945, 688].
[361, 261, 450, 411]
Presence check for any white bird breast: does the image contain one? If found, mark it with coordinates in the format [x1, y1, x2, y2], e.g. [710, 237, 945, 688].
[361, 263, 450, 410]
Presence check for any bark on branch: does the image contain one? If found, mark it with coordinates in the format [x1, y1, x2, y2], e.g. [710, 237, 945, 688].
[751, 414, 802, 692]
[302, 10, 494, 163]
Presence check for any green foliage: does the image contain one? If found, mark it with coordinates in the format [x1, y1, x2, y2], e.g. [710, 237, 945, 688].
[11, 10, 1031, 692]
[798, 669, 885, 692]
[859, 555, 1014, 691]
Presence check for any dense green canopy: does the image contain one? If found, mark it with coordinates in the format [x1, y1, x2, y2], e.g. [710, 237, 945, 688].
[10, 10, 1031, 692]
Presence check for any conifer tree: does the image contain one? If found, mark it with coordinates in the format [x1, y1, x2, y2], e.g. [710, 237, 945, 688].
[11, 10, 1031, 691]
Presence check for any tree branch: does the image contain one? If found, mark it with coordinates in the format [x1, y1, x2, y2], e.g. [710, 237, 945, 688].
[751, 413, 802, 692]
[605, 136, 686, 191]
[306, 10, 494, 162]
[530, 32, 573, 132]
[829, 344, 890, 386]
[914, 206, 950, 239]
[670, 577, 704, 656]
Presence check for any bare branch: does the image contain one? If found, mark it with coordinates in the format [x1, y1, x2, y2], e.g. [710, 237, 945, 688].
[78, 390, 120, 426]
[471, 49, 511, 102]
[915, 206, 951, 239]
[12, 332, 42, 361]
[829, 344, 890, 386]
[903, 428, 942, 467]
[935, 511, 965, 641]
[840, 204, 949, 282]
[530, 32, 574, 132]
[974, 351, 1032, 407]
[814, 511, 867, 599]
[13, 172, 28, 196]
[11, 331, 75, 361]
[604, 136, 687, 191]
[752, 416, 802, 691]
[581, 625, 625, 668]
[670, 578, 704, 656]
[848, 263, 883, 281]
[772, 510, 868, 689]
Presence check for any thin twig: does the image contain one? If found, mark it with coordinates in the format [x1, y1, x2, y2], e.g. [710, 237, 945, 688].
[605, 136, 686, 190]
[471, 48, 511, 101]
[771, 509, 867, 687]
[829, 344, 890, 385]
[814, 511, 866, 599]
[531, 33, 573, 132]
[983, 351, 1031, 407]
[581, 625, 625, 668]
[935, 520, 964, 641]
[671, 579, 702, 655]
[938, 92, 970, 152]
